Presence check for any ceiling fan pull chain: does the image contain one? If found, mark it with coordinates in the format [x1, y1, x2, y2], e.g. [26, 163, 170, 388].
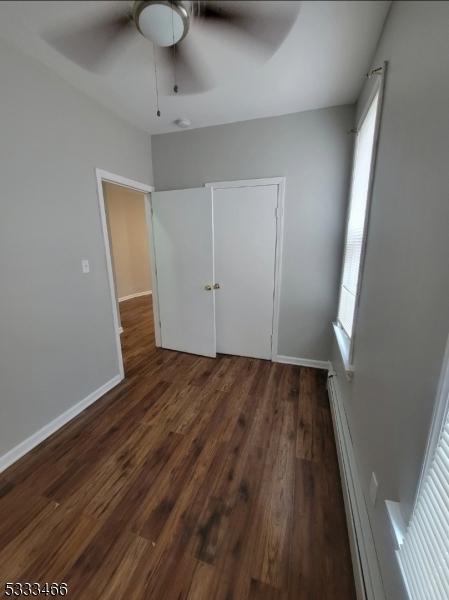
[171, 1, 178, 93]
[153, 44, 161, 117]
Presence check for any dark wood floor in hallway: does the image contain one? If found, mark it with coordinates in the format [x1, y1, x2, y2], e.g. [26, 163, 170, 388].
[0, 296, 356, 599]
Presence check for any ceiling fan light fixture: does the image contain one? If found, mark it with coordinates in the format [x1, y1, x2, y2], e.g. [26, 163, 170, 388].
[134, 0, 189, 47]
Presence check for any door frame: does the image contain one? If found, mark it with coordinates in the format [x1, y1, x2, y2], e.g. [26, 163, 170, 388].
[205, 177, 286, 361]
[95, 168, 160, 380]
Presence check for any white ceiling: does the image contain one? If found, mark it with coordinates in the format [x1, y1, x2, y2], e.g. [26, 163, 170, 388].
[0, 1, 391, 134]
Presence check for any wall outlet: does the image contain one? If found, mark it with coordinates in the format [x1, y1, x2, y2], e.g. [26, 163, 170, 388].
[369, 472, 379, 506]
[81, 259, 90, 274]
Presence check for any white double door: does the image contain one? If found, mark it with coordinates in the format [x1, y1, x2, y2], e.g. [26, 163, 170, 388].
[151, 183, 279, 359]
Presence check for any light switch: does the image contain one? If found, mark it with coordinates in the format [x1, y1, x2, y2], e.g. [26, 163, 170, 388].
[81, 259, 90, 274]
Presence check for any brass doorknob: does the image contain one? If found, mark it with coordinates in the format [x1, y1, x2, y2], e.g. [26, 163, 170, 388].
[204, 284, 212, 291]
[213, 283, 220, 289]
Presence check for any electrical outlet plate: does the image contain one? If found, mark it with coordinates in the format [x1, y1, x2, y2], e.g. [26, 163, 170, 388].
[369, 472, 378, 506]
[81, 259, 90, 274]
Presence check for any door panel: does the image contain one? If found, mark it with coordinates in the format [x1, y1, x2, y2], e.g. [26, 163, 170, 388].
[152, 187, 215, 357]
[213, 185, 278, 359]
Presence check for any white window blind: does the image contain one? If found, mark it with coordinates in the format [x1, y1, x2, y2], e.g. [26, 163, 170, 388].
[398, 390, 449, 599]
[338, 91, 380, 339]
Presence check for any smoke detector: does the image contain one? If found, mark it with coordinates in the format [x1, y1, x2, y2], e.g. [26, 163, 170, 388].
[174, 117, 191, 128]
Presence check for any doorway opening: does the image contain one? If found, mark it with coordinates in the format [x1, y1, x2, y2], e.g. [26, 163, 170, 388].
[95, 169, 158, 380]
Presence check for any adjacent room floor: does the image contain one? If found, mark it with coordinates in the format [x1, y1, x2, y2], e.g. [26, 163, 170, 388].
[0, 296, 356, 599]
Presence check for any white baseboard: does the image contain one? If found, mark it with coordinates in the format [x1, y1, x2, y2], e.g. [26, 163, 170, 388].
[275, 354, 330, 370]
[118, 326, 124, 335]
[0, 374, 122, 473]
[118, 290, 152, 303]
[327, 367, 385, 600]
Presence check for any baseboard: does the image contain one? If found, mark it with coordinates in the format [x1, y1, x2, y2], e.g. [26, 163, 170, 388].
[118, 326, 124, 334]
[0, 374, 122, 473]
[275, 354, 330, 370]
[118, 290, 152, 303]
[327, 367, 385, 600]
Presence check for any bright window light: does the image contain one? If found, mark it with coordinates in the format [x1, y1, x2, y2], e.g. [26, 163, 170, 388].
[337, 90, 380, 341]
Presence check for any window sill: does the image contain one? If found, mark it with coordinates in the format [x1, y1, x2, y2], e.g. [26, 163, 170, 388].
[333, 322, 354, 380]
[385, 500, 406, 550]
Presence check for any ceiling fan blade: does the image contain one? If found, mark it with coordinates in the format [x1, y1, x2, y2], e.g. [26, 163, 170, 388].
[43, 12, 136, 72]
[199, 1, 300, 57]
[160, 38, 215, 95]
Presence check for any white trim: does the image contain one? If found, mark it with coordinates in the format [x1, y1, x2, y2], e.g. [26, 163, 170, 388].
[272, 178, 285, 363]
[385, 500, 406, 550]
[0, 374, 121, 473]
[205, 177, 285, 189]
[96, 169, 154, 194]
[327, 368, 386, 600]
[205, 177, 285, 362]
[118, 290, 152, 303]
[118, 326, 124, 335]
[211, 186, 217, 358]
[333, 322, 355, 378]
[95, 169, 159, 376]
[275, 355, 330, 371]
[145, 196, 162, 347]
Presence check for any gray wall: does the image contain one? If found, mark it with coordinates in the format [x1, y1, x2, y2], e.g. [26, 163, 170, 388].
[0, 40, 152, 459]
[331, 2, 449, 598]
[152, 106, 354, 361]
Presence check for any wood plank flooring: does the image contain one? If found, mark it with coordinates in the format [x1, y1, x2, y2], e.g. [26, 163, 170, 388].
[0, 296, 356, 599]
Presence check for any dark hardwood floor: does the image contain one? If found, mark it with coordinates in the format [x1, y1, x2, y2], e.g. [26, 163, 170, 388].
[0, 295, 356, 599]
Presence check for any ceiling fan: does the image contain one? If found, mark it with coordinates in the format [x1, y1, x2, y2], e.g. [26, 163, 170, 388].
[44, 1, 300, 95]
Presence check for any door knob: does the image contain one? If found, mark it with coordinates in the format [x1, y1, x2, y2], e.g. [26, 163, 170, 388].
[204, 284, 212, 291]
[213, 283, 220, 289]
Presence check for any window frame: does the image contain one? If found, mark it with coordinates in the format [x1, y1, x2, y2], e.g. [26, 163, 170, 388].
[334, 64, 386, 374]
[414, 333, 449, 508]
[392, 332, 449, 598]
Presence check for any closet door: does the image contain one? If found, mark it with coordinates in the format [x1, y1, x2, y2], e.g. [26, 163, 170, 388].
[151, 187, 216, 357]
[213, 184, 278, 359]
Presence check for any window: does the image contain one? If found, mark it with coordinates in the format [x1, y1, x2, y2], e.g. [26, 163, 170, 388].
[397, 340, 449, 599]
[335, 85, 382, 367]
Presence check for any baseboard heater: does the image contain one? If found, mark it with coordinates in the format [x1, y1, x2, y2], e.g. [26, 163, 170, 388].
[327, 370, 385, 600]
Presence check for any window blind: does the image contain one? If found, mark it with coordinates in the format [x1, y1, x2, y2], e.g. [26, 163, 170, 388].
[398, 408, 449, 599]
[338, 91, 380, 338]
